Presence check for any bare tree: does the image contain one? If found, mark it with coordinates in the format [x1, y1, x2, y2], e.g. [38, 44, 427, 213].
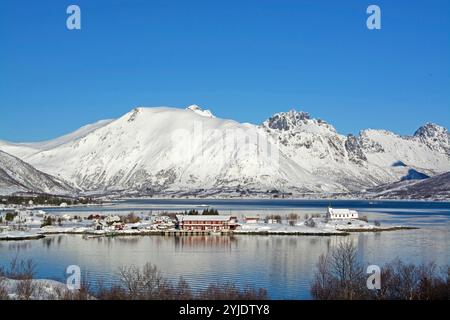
[311, 254, 334, 300]
[7, 257, 37, 280]
[196, 282, 267, 300]
[16, 278, 38, 300]
[0, 277, 9, 300]
[1, 258, 269, 300]
[287, 213, 299, 226]
[375, 260, 448, 300]
[116, 263, 171, 300]
[311, 241, 449, 300]
[173, 277, 193, 300]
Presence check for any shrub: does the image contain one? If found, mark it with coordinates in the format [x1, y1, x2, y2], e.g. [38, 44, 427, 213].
[311, 241, 449, 300]
[197, 282, 267, 300]
[311, 241, 374, 300]
[265, 215, 282, 223]
[41, 216, 53, 227]
[305, 218, 316, 228]
[16, 278, 38, 300]
[7, 257, 37, 280]
[0, 278, 8, 300]
[5, 212, 15, 222]
[97, 263, 267, 301]
[1, 259, 269, 301]
[287, 213, 299, 226]
[121, 213, 141, 224]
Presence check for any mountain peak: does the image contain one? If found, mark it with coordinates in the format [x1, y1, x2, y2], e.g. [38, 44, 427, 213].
[186, 105, 215, 118]
[413, 123, 450, 155]
[414, 123, 448, 138]
[263, 109, 310, 131]
[186, 104, 202, 111]
[263, 109, 336, 134]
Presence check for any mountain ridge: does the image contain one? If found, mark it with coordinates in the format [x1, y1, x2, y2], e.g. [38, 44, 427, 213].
[0, 150, 75, 196]
[0, 105, 448, 198]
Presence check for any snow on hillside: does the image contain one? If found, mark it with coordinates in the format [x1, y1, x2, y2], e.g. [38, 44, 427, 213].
[0, 150, 75, 196]
[186, 104, 216, 118]
[0, 119, 113, 159]
[0, 105, 449, 197]
[260, 110, 446, 191]
[364, 171, 450, 200]
[359, 127, 449, 173]
[12, 106, 339, 194]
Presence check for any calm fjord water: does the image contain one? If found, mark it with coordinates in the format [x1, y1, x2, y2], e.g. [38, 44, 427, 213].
[1, 199, 449, 299]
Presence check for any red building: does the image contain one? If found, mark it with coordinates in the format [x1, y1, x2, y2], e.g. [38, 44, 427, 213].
[176, 215, 238, 231]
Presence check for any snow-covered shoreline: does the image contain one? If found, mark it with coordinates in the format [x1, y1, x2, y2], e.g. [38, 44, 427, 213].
[0, 278, 69, 300]
[0, 230, 45, 241]
[0, 215, 417, 241]
[117, 195, 450, 203]
[0, 201, 423, 242]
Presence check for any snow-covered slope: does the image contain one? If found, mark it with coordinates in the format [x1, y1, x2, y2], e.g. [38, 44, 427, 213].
[359, 126, 449, 174]
[261, 111, 379, 190]
[12, 106, 340, 195]
[0, 150, 75, 196]
[0, 119, 112, 159]
[261, 110, 450, 191]
[365, 171, 450, 200]
[0, 106, 449, 197]
[186, 104, 215, 118]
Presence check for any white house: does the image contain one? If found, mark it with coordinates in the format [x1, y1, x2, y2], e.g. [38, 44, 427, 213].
[104, 215, 121, 224]
[326, 207, 359, 220]
[61, 214, 73, 221]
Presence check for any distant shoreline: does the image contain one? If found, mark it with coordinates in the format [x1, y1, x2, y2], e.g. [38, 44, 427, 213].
[114, 196, 450, 204]
[0, 226, 420, 241]
[2, 195, 449, 207]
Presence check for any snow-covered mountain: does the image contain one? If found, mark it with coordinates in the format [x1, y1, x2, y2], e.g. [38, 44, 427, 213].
[4, 106, 341, 195]
[261, 111, 449, 191]
[364, 172, 450, 200]
[0, 106, 449, 198]
[0, 150, 75, 196]
[0, 119, 113, 159]
[186, 104, 216, 118]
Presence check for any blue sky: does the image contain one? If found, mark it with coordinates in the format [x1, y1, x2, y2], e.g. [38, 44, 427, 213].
[0, 0, 449, 142]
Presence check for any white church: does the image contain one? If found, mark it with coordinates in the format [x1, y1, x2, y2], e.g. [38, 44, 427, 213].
[326, 207, 359, 220]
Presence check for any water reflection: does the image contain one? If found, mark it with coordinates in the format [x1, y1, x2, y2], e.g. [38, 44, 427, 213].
[0, 203, 448, 299]
[174, 235, 236, 251]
